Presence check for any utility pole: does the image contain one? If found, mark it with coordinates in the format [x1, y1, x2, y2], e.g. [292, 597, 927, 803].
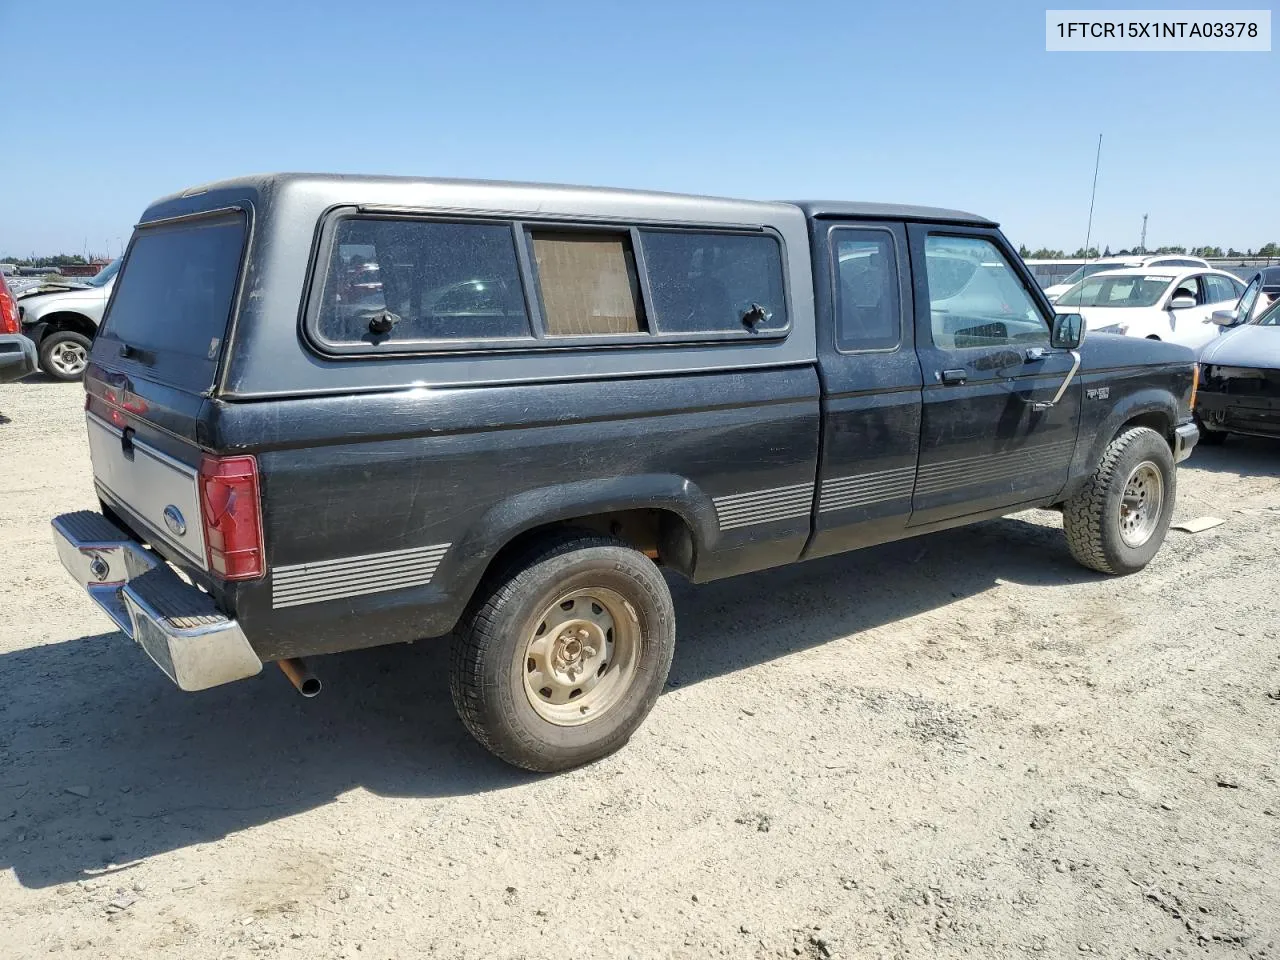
[1139, 214, 1148, 254]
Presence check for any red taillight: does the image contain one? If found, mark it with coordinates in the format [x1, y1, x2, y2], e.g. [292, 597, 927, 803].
[0, 281, 19, 335]
[198, 454, 265, 580]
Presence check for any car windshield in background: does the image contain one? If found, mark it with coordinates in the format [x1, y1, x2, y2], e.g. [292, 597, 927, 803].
[1056, 274, 1173, 308]
[1256, 299, 1280, 327]
[1059, 263, 1130, 287]
[85, 258, 121, 287]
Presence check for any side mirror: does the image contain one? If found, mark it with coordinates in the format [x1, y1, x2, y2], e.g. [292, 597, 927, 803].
[1168, 294, 1197, 310]
[1211, 308, 1240, 326]
[1050, 312, 1085, 350]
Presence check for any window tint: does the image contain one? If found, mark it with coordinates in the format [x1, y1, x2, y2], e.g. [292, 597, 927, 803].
[102, 212, 246, 391]
[315, 219, 529, 344]
[531, 231, 644, 336]
[832, 230, 899, 350]
[1204, 274, 1241, 303]
[640, 231, 787, 334]
[924, 236, 1048, 349]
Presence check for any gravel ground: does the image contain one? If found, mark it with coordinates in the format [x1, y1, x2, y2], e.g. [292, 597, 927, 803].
[1, 377, 1278, 960]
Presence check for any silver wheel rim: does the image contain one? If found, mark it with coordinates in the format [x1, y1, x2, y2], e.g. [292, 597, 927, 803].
[1118, 461, 1164, 548]
[48, 341, 88, 376]
[521, 587, 640, 727]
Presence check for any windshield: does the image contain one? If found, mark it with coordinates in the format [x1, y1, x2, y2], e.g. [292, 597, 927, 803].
[1058, 262, 1131, 287]
[85, 258, 121, 287]
[1256, 299, 1280, 327]
[1056, 274, 1174, 308]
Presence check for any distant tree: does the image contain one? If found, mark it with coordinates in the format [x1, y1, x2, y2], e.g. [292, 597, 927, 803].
[1154, 245, 1187, 255]
[1115, 248, 1133, 256]
[1102, 245, 1112, 257]
[1259, 242, 1279, 257]
[1070, 247, 1100, 259]
[1018, 244, 1031, 258]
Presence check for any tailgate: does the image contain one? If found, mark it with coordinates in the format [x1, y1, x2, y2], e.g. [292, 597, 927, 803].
[86, 412, 208, 568]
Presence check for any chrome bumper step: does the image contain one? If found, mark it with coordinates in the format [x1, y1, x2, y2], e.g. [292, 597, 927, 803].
[52, 511, 262, 691]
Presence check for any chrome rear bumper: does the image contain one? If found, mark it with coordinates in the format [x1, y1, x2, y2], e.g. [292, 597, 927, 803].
[52, 511, 262, 691]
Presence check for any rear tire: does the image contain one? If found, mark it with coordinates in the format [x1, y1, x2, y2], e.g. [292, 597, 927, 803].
[1063, 426, 1176, 575]
[450, 531, 675, 772]
[38, 330, 91, 382]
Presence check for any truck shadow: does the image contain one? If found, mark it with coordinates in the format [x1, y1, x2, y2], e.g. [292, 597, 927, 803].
[1185, 436, 1280, 477]
[0, 513, 1093, 889]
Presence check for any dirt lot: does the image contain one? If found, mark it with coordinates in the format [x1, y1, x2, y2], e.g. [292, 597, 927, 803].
[1, 377, 1277, 960]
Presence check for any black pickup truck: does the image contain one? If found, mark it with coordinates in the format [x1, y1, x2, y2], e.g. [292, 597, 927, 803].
[51, 174, 1199, 771]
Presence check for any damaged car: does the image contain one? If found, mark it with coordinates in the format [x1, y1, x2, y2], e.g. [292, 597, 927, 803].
[1196, 295, 1280, 444]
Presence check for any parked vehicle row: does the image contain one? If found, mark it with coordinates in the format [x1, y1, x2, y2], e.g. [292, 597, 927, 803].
[1042, 254, 1210, 302]
[47, 173, 1199, 772]
[15, 258, 119, 381]
[1052, 266, 1245, 349]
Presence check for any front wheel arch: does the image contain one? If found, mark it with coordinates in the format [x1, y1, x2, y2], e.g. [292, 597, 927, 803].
[32, 311, 97, 342]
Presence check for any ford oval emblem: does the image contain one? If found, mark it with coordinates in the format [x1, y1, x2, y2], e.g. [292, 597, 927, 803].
[163, 505, 187, 537]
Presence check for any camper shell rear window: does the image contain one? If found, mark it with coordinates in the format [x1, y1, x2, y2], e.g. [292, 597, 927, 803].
[97, 209, 248, 392]
[306, 212, 789, 355]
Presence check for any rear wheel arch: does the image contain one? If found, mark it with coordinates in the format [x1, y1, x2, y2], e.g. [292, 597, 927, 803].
[439, 477, 715, 628]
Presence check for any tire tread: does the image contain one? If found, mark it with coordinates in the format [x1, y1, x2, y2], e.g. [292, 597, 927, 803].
[1063, 426, 1169, 575]
[449, 530, 671, 771]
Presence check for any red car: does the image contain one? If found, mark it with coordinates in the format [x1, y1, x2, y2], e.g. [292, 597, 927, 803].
[0, 273, 38, 383]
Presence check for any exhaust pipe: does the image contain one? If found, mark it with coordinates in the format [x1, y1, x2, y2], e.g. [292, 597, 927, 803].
[277, 658, 321, 698]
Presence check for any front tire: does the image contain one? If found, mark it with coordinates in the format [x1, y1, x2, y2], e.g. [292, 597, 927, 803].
[1063, 426, 1176, 575]
[38, 330, 92, 382]
[450, 531, 675, 772]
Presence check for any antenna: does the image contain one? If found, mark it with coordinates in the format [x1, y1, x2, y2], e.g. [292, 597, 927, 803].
[1082, 134, 1102, 261]
[1139, 214, 1148, 254]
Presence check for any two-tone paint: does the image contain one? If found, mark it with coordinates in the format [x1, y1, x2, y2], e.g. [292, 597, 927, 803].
[81, 174, 1198, 664]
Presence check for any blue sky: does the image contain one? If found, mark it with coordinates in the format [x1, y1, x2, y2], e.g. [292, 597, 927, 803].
[1, 0, 1276, 257]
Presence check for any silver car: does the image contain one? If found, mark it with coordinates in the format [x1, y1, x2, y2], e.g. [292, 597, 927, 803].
[1195, 295, 1280, 444]
[18, 259, 119, 381]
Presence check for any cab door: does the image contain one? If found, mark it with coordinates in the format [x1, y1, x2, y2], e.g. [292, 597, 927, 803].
[907, 225, 1081, 526]
[805, 220, 923, 559]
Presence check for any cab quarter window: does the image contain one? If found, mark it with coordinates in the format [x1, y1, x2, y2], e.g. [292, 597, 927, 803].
[312, 217, 789, 348]
[530, 232, 645, 336]
[315, 219, 530, 344]
[832, 230, 900, 351]
[640, 231, 787, 334]
[924, 236, 1048, 349]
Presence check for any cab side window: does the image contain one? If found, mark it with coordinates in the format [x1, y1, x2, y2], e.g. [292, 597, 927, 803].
[832, 229, 900, 351]
[924, 236, 1048, 349]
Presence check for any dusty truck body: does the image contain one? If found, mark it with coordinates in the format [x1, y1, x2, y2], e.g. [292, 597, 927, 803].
[52, 174, 1198, 771]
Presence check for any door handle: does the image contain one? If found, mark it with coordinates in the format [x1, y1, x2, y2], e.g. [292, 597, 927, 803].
[940, 369, 967, 385]
[1024, 347, 1047, 362]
